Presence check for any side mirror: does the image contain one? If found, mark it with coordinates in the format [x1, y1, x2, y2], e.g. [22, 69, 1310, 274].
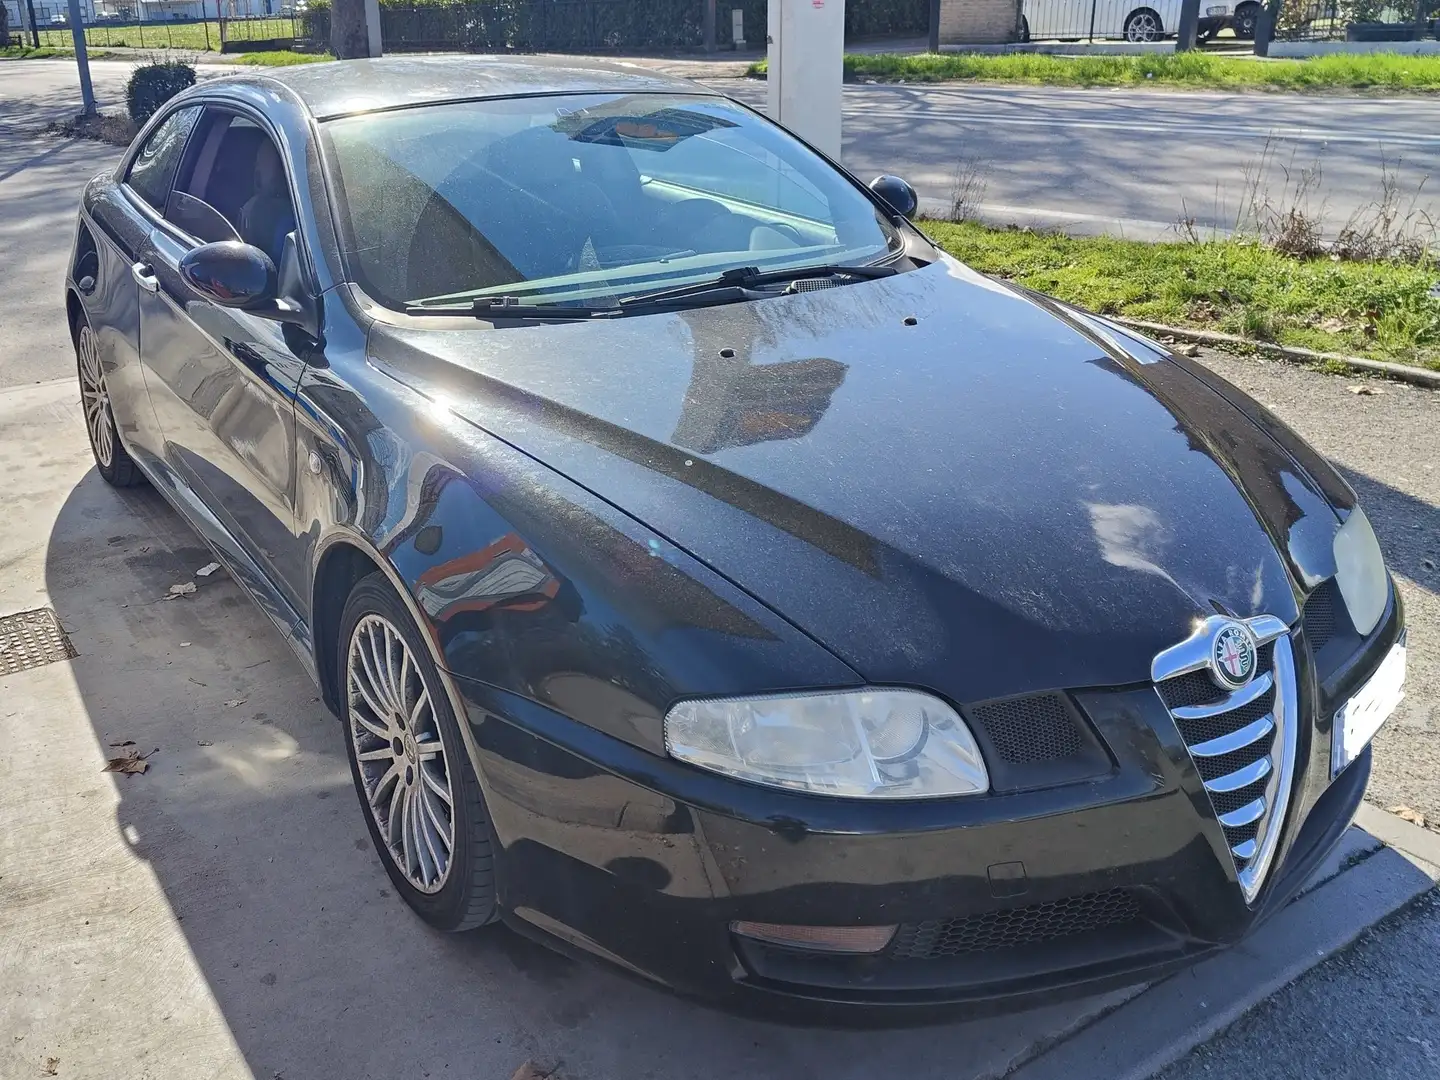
[869, 174, 919, 220]
[179, 241, 277, 309]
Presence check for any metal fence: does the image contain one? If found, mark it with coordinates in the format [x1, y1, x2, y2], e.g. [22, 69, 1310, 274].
[9, 0, 929, 54]
[10, 5, 303, 50]
[1272, 0, 1435, 39]
[298, 0, 928, 55]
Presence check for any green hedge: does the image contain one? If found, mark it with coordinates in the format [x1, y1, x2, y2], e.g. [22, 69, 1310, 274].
[126, 60, 196, 123]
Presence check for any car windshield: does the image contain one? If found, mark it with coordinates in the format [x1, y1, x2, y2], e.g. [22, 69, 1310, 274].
[319, 92, 903, 311]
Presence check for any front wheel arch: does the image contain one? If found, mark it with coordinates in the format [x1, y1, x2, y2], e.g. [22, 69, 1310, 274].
[312, 536, 386, 718]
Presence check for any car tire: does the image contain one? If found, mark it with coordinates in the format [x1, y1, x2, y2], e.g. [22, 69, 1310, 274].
[75, 313, 143, 488]
[338, 573, 498, 932]
[1233, 2, 1260, 39]
[1124, 7, 1163, 40]
[1020, 15, 1031, 41]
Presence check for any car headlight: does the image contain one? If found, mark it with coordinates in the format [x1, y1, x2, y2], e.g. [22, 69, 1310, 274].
[1333, 506, 1388, 636]
[664, 689, 989, 798]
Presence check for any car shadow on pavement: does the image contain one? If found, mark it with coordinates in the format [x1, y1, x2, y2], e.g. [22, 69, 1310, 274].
[45, 469, 1099, 1080]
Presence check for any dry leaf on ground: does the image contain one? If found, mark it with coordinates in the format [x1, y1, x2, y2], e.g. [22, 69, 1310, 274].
[510, 1062, 555, 1080]
[42, 1057, 59, 1077]
[103, 746, 153, 776]
[223, 699, 247, 708]
[1389, 805, 1427, 828]
[1347, 385, 1378, 395]
[196, 562, 221, 578]
[163, 582, 197, 601]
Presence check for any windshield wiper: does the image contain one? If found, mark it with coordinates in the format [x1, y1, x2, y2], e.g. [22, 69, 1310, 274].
[405, 296, 620, 321]
[617, 262, 898, 312]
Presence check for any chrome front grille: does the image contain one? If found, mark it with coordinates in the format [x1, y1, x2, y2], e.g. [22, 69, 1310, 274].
[1152, 615, 1299, 903]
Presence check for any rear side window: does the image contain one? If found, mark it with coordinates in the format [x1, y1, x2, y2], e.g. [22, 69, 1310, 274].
[125, 106, 201, 211]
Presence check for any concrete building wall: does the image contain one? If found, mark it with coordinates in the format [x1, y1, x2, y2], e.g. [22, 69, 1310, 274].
[939, 0, 1022, 44]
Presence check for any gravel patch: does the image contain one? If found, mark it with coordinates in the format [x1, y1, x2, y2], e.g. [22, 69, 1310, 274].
[1195, 349, 1440, 830]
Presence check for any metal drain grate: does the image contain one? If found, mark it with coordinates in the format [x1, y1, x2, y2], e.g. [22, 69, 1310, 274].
[0, 608, 77, 676]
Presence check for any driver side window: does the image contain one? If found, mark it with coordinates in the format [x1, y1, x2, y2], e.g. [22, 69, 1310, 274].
[171, 109, 299, 267]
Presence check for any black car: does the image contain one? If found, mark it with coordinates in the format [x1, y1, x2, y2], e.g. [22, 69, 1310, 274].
[66, 56, 1407, 1020]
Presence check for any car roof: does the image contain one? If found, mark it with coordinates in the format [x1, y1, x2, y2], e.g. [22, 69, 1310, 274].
[216, 55, 712, 120]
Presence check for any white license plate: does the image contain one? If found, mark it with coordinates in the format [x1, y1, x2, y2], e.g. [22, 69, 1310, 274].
[1332, 631, 1406, 776]
[1207, 5, 1228, 14]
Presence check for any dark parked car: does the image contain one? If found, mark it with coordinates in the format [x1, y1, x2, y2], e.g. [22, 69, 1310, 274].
[66, 56, 1407, 1020]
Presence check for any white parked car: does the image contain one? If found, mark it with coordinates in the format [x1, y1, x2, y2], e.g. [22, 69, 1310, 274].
[1022, 0, 1235, 41]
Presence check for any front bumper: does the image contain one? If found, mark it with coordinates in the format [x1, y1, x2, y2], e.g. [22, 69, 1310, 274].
[449, 595, 1400, 1022]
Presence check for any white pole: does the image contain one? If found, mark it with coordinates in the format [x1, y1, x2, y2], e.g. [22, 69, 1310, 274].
[363, 0, 381, 55]
[66, 0, 96, 117]
[766, 0, 845, 161]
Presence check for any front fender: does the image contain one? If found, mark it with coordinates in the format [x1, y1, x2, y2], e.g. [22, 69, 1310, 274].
[297, 343, 861, 759]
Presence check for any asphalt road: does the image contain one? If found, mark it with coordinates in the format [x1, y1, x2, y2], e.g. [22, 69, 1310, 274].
[718, 79, 1440, 239]
[1159, 890, 1440, 1080]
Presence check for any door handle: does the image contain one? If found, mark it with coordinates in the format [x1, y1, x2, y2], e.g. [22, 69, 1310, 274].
[131, 261, 159, 293]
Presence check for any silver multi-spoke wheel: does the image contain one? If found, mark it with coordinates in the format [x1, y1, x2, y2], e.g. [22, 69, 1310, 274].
[77, 324, 114, 469]
[346, 613, 455, 893]
[1125, 9, 1161, 39]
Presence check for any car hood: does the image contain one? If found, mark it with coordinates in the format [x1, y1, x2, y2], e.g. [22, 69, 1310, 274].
[369, 257, 1343, 704]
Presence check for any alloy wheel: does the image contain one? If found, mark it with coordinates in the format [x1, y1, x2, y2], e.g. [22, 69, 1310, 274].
[77, 324, 114, 469]
[346, 613, 456, 893]
[1126, 11, 1161, 39]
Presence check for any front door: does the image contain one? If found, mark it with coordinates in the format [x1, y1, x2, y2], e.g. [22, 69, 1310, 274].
[133, 106, 311, 618]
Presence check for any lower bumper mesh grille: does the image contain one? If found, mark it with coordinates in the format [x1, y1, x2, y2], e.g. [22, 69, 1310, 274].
[889, 889, 1143, 960]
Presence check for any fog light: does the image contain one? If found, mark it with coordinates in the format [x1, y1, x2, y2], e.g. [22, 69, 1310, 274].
[730, 921, 897, 953]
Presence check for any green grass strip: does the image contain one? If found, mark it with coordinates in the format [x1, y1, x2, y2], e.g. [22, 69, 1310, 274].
[235, 50, 334, 65]
[922, 220, 1440, 371]
[750, 51, 1440, 92]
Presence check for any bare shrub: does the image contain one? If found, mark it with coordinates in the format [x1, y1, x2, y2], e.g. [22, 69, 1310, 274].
[948, 156, 990, 222]
[1233, 138, 1329, 258]
[1228, 136, 1436, 265]
[1333, 153, 1437, 265]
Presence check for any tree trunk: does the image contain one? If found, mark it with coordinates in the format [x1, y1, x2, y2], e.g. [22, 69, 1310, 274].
[330, 0, 371, 58]
[0, 3, 11, 49]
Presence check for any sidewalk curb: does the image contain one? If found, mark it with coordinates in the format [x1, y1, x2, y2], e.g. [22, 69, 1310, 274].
[1355, 802, 1440, 867]
[1007, 830, 1440, 1080]
[1113, 318, 1440, 390]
